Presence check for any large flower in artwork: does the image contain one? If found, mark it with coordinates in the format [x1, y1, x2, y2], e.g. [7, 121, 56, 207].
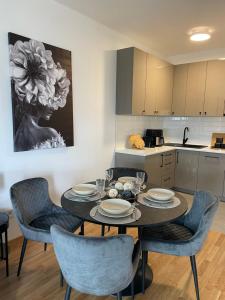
[9, 39, 70, 110]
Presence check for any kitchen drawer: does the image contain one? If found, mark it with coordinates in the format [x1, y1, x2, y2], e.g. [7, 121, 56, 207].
[161, 172, 174, 188]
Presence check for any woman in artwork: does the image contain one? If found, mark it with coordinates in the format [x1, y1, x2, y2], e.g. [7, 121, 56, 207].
[9, 38, 71, 151]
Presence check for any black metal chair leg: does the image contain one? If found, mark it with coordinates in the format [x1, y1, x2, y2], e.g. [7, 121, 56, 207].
[79, 223, 84, 235]
[107, 226, 111, 232]
[117, 291, 122, 300]
[17, 238, 28, 277]
[190, 256, 200, 300]
[60, 270, 64, 287]
[141, 250, 148, 294]
[5, 230, 9, 277]
[131, 280, 135, 299]
[44, 243, 47, 251]
[64, 285, 72, 300]
[101, 225, 105, 236]
[0, 233, 3, 259]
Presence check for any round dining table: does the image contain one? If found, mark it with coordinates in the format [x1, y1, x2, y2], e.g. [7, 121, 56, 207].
[61, 189, 188, 296]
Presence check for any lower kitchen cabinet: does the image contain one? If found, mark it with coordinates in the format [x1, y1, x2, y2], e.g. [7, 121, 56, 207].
[197, 153, 225, 197]
[174, 150, 199, 193]
[115, 151, 175, 188]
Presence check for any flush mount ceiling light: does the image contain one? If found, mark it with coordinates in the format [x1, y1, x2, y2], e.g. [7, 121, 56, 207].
[188, 26, 213, 42]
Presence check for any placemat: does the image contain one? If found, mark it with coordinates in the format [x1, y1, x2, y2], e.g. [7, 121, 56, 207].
[64, 190, 106, 202]
[90, 206, 141, 224]
[138, 194, 181, 209]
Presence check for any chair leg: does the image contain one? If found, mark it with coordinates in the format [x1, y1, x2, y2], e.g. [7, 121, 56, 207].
[44, 243, 47, 251]
[190, 256, 200, 300]
[107, 226, 111, 232]
[5, 230, 9, 277]
[64, 285, 72, 300]
[60, 270, 64, 287]
[101, 225, 105, 236]
[17, 238, 28, 277]
[79, 223, 84, 235]
[0, 233, 3, 260]
[130, 280, 135, 299]
[141, 250, 148, 294]
[117, 291, 122, 300]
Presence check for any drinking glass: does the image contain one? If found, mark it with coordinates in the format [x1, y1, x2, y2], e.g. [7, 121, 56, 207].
[105, 169, 113, 186]
[136, 171, 145, 185]
[131, 180, 141, 199]
[96, 179, 106, 200]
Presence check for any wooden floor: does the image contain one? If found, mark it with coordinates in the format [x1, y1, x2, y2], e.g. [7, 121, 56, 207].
[0, 223, 225, 300]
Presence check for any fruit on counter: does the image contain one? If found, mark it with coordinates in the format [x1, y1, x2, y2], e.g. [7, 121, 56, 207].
[129, 134, 145, 150]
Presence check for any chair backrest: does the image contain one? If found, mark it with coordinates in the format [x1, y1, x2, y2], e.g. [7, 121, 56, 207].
[184, 191, 219, 248]
[108, 167, 148, 183]
[51, 225, 135, 296]
[10, 177, 52, 225]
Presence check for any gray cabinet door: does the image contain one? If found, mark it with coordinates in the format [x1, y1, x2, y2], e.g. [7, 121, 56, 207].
[197, 153, 225, 197]
[145, 154, 162, 186]
[175, 150, 199, 193]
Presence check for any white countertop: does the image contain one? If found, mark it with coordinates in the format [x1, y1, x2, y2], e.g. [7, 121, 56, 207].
[115, 145, 225, 156]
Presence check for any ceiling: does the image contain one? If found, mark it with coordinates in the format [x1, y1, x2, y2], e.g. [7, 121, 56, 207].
[56, 0, 225, 61]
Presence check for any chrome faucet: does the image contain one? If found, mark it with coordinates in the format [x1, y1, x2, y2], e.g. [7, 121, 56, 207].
[183, 127, 189, 145]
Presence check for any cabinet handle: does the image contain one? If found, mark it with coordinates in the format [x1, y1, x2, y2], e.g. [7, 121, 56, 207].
[176, 152, 179, 164]
[204, 112, 207, 115]
[199, 112, 202, 115]
[160, 154, 163, 167]
[164, 162, 172, 166]
[163, 177, 171, 182]
[171, 111, 174, 115]
[142, 110, 145, 113]
[204, 155, 219, 159]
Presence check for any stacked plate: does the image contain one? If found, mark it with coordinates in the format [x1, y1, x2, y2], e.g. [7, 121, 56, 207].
[143, 188, 178, 208]
[98, 199, 134, 218]
[65, 184, 104, 202]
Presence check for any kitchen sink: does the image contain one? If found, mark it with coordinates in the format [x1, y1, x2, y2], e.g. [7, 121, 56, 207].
[164, 143, 207, 149]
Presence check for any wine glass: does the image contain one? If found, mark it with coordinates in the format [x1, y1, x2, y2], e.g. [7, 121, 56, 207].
[131, 180, 141, 199]
[105, 169, 113, 186]
[96, 179, 106, 201]
[136, 171, 145, 185]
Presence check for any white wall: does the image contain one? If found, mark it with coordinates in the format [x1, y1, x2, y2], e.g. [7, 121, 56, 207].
[116, 115, 225, 148]
[0, 0, 149, 239]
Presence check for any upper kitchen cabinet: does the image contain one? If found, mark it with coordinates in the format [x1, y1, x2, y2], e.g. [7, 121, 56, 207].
[204, 60, 225, 116]
[116, 47, 147, 115]
[185, 61, 207, 116]
[145, 55, 174, 115]
[172, 64, 188, 115]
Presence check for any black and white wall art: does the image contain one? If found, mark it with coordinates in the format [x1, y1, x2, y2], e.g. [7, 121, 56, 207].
[8, 32, 74, 152]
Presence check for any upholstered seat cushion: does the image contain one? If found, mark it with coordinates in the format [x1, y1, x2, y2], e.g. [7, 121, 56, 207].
[142, 223, 193, 241]
[0, 213, 9, 232]
[30, 213, 82, 233]
[141, 223, 196, 256]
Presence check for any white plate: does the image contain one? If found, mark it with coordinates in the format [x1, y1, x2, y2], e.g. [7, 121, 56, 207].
[72, 184, 96, 195]
[147, 188, 175, 201]
[143, 196, 181, 209]
[144, 193, 173, 203]
[70, 189, 97, 198]
[98, 206, 134, 218]
[64, 190, 106, 202]
[100, 199, 131, 215]
[118, 176, 137, 184]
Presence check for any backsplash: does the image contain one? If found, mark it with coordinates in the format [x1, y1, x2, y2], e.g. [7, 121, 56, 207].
[116, 115, 225, 148]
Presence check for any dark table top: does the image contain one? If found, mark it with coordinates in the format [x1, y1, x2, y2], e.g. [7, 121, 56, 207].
[61, 190, 188, 228]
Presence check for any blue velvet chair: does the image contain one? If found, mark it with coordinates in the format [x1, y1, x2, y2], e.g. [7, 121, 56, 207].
[51, 224, 141, 300]
[140, 191, 219, 300]
[0, 212, 9, 276]
[10, 177, 83, 277]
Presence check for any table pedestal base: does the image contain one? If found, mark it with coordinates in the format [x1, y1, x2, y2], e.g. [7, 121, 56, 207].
[115, 260, 153, 296]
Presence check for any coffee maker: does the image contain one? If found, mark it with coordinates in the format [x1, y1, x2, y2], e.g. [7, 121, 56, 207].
[143, 129, 164, 148]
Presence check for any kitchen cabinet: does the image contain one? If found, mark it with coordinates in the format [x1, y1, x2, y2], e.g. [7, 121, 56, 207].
[204, 60, 225, 116]
[116, 47, 147, 115]
[174, 150, 199, 193]
[172, 64, 188, 115]
[185, 62, 207, 116]
[197, 153, 225, 197]
[145, 55, 174, 116]
[115, 150, 175, 188]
